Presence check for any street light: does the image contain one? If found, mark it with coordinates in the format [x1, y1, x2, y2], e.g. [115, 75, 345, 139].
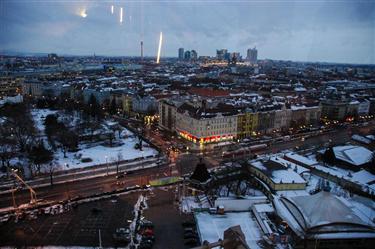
[105, 155, 108, 176]
[141, 151, 144, 169]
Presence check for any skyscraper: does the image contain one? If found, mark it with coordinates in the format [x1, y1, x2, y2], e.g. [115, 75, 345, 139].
[247, 47, 258, 64]
[216, 49, 228, 60]
[178, 48, 184, 60]
[184, 50, 191, 60]
[191, 50, 198, 60]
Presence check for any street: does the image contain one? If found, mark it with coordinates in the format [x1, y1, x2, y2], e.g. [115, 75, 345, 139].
[0, 121, 373, 210]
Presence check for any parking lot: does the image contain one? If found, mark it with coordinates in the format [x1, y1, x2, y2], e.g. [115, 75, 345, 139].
[0, 187, 191, 249]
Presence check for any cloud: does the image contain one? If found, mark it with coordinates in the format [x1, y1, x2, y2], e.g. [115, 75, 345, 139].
[0, 0, 373, 64]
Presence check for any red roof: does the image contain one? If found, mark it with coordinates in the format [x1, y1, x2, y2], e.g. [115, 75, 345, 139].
[189, 87, 230, 97]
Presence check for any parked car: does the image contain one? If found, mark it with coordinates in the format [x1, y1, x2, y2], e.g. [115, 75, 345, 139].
[182, 220, 196, 227]
[142, 235, 155, 242]
[184, 238, 198, 246]
[116, 173, 125, 179]
[184, 233, 198, 240]
[140, 220, 154, 229]
[113, 227, 131, 243]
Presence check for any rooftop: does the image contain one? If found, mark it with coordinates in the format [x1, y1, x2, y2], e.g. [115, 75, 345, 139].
[333, 145, 373, 166]
[274, 191, 375, 238]
[195, 211, 261, 249]
[250, 157, 306, 184]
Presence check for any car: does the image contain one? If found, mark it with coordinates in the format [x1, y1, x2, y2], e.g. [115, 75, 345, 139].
[125, 185, 140, 191]
[141, 184, 151, 189]
[138, 242, 152, 249]
[113, 228, 131, 243]
[184, 233, 198, 240]
[184, 238, 198, 246]
[182, 220, 196, 227]
[184, 231, 197, 237]
[140, 228, 154, 236]
[140, 220, 154, 229]
[116, 173, 125, 179]
[139, 239, 153, 249]
[142, 235, 155, 242]
[184, 227, 195, 233]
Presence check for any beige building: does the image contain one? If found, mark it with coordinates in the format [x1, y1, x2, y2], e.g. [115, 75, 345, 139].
[274, 108, 292, 131]
[176, 108, 238, 144]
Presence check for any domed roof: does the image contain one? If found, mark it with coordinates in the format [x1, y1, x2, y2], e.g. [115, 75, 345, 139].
[281, 191, 373, 233]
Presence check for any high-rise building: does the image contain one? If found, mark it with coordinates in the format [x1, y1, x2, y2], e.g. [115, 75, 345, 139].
[191, 50, 198, 60]
[216, 49, 228, 60]
[247, 47, 258, 64]
[184, 50, 191, 60]
[178, 48, 184, 60]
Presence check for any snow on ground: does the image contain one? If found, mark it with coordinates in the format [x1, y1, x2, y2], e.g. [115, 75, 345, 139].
[195, 211, 262, 249]
[31, 109, 58, 133]
[54, 136, 158, 171]
[30, 109, 158, 171]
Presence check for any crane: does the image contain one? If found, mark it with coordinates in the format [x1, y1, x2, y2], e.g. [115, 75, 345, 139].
[11, 169, 37, 206]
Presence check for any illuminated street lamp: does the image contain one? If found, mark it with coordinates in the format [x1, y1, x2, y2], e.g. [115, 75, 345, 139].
[105, 155, 108, 175]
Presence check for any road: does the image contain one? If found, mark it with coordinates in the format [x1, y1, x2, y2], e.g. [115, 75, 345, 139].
[0, 157, 161, 192]
[0, 164, 173, 209]
[0, 120, 373, 210]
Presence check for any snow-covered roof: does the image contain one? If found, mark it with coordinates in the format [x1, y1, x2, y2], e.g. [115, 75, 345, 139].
[195, 211, 262, 249]
[250, 157, 306, 184]
[351, 170, 375, 185]
[214, 196, 267, 212]
[253, 203, 274, 213]
[284, 152, 318, 167]
[275, 192, 375, 237]
[352, 134, 372, 145]
[333, 145, 373, 166]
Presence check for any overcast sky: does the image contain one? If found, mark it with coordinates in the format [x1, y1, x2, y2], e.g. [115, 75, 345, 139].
[0, 0, 374, 64]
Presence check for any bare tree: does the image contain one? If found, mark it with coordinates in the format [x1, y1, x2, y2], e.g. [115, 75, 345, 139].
[0, 103, 36, 152]
[0, 137, 17, 175]
[116, 151, 123, 174]
[45, 162, 57, 186]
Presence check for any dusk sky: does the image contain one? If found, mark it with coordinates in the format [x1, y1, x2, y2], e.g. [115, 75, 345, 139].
[0, 0, 374, 64]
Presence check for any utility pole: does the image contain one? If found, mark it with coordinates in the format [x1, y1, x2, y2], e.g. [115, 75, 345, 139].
[11, 188, 17, 208]
[98, 229, 102, 249]
[141, 41, 144, 61]
[105, 156, 109, 176]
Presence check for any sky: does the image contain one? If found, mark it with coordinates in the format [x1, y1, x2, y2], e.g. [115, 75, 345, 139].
[0, 0, 374, 64]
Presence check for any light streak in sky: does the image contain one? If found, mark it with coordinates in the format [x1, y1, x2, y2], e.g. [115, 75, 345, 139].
[111, 5, 114, 14]
[80, 9, 87, 18]
[120, 7, 123, 23]
[156, 32, 163, 64]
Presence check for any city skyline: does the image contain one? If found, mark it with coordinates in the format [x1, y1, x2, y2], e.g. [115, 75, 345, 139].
[0, 0, 374, 64]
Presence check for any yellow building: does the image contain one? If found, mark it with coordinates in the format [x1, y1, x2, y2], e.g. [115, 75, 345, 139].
[248, 157, 306, 191]
[237, 111, 258, 138]
[122, 94, 133, 116]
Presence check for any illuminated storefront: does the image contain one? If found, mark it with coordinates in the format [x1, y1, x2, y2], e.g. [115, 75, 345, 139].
[178, 130, 234, 144]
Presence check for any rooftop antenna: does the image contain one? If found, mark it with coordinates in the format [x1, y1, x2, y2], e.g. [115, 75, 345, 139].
[141, 41, 144, 61]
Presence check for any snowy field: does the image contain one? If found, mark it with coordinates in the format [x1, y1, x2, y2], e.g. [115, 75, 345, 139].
[54, 136, 158, 170]
[31, 109, 58, 134]
[195, 211, 262, 249]
[30, 109, 158, 171]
